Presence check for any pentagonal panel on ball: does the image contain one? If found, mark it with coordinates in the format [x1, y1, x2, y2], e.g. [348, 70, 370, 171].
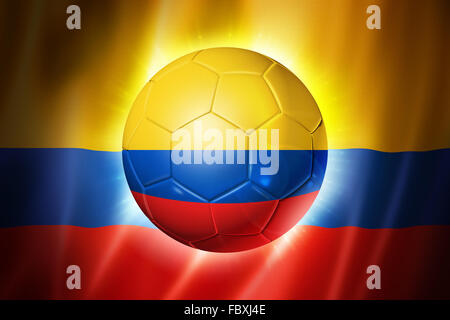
[172, 113, 246, 150]
[171, 153, 248, 201]
[171, 113, 249, 201]
[212, 74, 280, 132]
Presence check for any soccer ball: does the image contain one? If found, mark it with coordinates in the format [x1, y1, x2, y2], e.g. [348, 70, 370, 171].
[123, 47, 327, 252]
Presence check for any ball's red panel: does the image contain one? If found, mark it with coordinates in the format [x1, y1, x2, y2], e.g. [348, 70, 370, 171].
[132, 191, 216, 242]
[192, 234, 271, 252]
[211, 200, 279, 235]
[263, 191, 319, 240]
[131, 190, 153, 219]
[132, 190, 320, 252]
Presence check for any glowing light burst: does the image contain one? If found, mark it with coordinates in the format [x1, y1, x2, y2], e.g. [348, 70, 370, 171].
[163, 250, 208, 299]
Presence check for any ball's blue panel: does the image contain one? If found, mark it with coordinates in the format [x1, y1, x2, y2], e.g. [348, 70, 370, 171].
[124, 150, 324, 203]
[211, 181, 275, 203]
[145, 178, 207, 203]
[125, 150, 171, 186]
[122, 151, 144, 193]
[249, 150, 313, 199]
[290, 150, 328, 197]
[171, 150, 248, 200]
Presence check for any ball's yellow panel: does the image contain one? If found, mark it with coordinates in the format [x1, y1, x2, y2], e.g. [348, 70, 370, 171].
[312, 122, 328, 150]
[213, 74, 280, 132]
[147, 62, 218, 131]
[172, 113, 248, 150]
[124, 48, 326, 151]
[265, 63, 322, 133]
[151, 51, 200, 82]
[125, 118, 171, 150]
[122, 81, 153, 148]
[257, 114, 312, 150]
[194, 47, 273, 75]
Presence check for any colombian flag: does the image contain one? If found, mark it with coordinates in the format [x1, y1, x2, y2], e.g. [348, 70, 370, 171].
[1, 0, 449, 299]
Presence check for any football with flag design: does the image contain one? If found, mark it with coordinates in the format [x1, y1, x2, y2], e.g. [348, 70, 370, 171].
[122, 47, 327, 252]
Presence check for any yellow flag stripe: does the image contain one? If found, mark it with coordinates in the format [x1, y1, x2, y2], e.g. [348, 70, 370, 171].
[0, 0, 448, 152]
